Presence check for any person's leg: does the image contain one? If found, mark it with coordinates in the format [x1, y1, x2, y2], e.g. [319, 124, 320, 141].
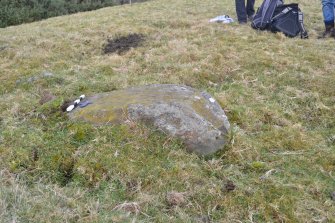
[235, 0, 247, 23]
[321, 0, 335, 37]
[322, 0, 335, 25]
[246, 0, 255, 19]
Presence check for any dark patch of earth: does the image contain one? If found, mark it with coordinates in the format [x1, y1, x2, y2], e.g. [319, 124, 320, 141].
[103, 33, 145, 55]
[223, 180, 236, 192]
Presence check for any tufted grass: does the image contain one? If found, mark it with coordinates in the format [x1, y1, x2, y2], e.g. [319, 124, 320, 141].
[0, 0, 334, 222]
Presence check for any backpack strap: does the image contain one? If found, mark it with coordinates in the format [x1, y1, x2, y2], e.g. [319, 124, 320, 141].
[298, 11, 308, 39]
[272, 6, 309, 39]
[271, 7, 292, 21]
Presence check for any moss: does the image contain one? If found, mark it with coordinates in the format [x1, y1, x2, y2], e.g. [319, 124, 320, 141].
[38, 97, 64, 114]
[226, 108, 244, 126]
[69, 122, 96, 145]
[251, 161, 266, 170]
[0, 0, 334, 221]
[191, 99, 223, 129]
[57, 157, 75, 186]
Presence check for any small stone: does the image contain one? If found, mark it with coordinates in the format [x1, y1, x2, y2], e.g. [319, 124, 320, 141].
[166, 191, 186, 206]
[41, 71, 54, 77]
[331, 191, 335, 201]
[27, 76, 38, 83]
[195, 215, 211, 223]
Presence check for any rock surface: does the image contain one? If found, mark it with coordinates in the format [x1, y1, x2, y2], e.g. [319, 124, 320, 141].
[16, 71, 54, 85]
[69, 84, 230, 155]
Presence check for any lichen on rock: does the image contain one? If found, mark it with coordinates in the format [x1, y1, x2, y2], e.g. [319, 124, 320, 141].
[69, 84, 230, 155]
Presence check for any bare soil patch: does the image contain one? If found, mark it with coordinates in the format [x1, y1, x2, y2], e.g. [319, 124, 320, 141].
[103, 33, 145, 55]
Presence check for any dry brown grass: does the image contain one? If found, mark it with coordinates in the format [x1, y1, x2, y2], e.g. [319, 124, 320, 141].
[0, 0, 334, 222]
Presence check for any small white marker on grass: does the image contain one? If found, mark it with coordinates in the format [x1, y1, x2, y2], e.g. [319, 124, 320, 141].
[66, 94, 87, 112]
[209, 98, 216, 103]
[66, 104, 75, 112]
[74, 99, 80, 105]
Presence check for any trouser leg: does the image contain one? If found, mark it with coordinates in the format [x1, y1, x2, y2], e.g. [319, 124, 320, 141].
[322, 0, 335, 26]
[246, 0, 255, 17]
[235, 0, 247, 23]
[319, 0, 335, 38]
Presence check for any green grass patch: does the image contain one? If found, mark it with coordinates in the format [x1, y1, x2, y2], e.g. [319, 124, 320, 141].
[0, 0, 334, 222]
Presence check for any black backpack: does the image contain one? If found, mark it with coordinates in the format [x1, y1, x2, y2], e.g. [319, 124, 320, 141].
[251, 0, 284, 30]
[251, 0, 308, 38]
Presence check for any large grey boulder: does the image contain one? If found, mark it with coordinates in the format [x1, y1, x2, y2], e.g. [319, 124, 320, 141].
[69, 84, 230, 155]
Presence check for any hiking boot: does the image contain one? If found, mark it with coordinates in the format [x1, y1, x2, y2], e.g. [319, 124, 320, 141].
[318, 24, 335, 39]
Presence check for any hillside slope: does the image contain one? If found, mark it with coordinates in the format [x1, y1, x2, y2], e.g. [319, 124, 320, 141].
[0, 0, 334, 222]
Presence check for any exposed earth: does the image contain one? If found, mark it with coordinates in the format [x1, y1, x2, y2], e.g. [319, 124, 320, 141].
[103, 33, 145, 54]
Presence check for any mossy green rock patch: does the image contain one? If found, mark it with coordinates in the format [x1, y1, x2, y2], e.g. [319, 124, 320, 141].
[69, 84, 230, 155]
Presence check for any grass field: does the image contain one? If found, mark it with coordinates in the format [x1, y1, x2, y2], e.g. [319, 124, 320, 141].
[0, 0, 334, 222]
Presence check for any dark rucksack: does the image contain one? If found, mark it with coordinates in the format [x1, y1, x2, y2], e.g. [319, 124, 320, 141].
[270, 4, 308, 38]
[251, 0, 308, 38]
[251, 0, 284, 30]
